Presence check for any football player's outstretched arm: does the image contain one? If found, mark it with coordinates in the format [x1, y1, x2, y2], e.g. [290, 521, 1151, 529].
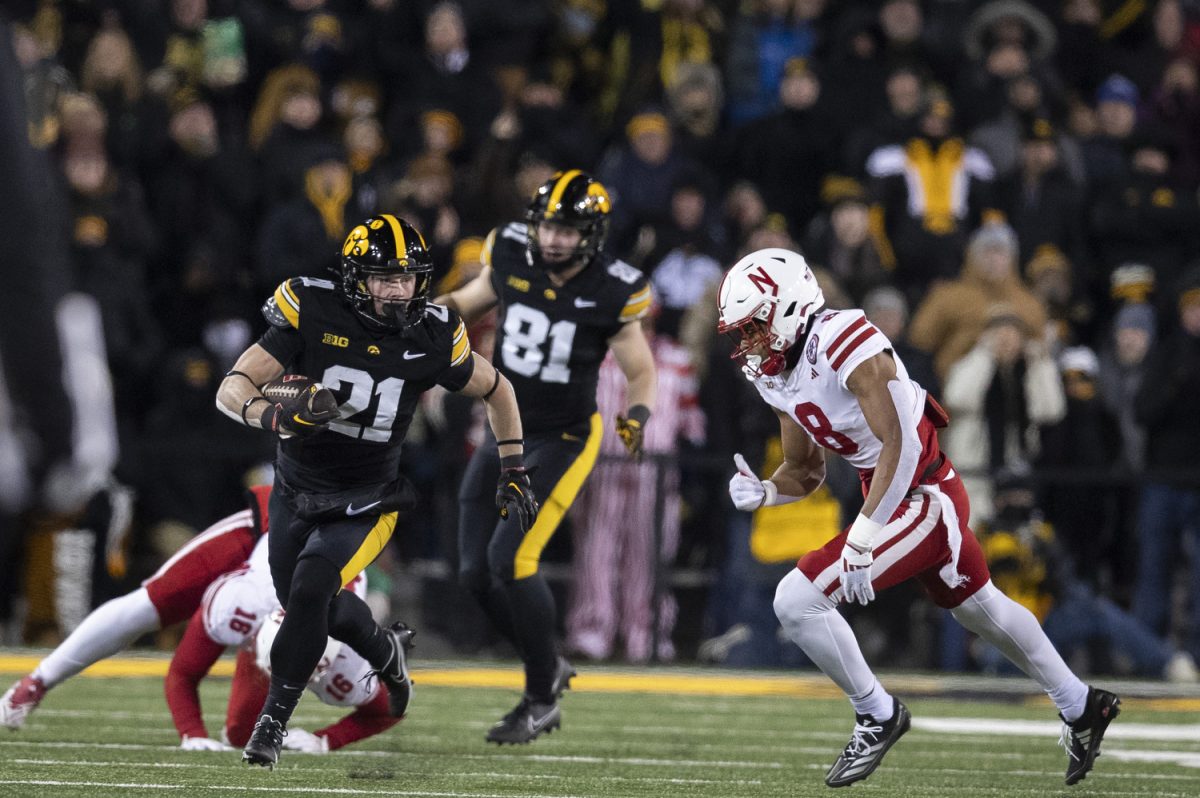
[844, 351, 922, 551]
[215, 344, 286, 428]
[608, 320, 657, 457]
[608, 320, 657, 415]
[457, 352, 523, 453]
[458, 353, 539, 529]
[768, 410, 827, 498]
[434, 266, 499, 325]
[729, 411, 824, 512]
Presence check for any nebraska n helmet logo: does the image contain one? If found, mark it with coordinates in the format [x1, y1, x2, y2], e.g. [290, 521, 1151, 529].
[747, 266, 779, 296]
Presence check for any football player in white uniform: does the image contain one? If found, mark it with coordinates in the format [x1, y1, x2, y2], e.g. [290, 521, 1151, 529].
[167, 535, 398, 754]
[719, 248, 1120, 788]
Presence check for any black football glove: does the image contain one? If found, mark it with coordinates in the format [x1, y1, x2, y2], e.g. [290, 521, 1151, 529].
[615, 404, 651, 459]
[260, 385, 339, 439]
[496, 467, 539, 532]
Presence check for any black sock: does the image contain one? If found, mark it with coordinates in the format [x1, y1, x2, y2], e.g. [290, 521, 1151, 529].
[504, 574, 558, 702]
[329, 589, 393, 670]
[260, 675, 306, 726]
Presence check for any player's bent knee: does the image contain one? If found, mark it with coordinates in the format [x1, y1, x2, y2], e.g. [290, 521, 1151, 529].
[773, 568, 834, 630]
[288, 556, 342, 606]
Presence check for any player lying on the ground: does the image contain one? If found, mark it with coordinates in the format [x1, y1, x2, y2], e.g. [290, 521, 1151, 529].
[720, 248, 1120, 788]
[0, 487, 271, 730]
[167, 552, 397, 754]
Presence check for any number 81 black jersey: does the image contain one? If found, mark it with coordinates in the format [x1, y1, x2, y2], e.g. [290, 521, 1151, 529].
[485, 222, 652, 434]
[257, 276, 474, 491]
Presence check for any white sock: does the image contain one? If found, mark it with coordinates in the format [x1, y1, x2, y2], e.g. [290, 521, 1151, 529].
[951, 581, 1088, 722]
[774, 569, 893, 717]
[33, 587, 161, 688]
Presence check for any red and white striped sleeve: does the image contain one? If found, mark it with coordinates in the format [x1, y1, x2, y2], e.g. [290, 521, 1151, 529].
[824, 311, 891, 389]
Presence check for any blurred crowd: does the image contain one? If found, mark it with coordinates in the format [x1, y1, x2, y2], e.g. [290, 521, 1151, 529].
[4, 0, 1200, 679]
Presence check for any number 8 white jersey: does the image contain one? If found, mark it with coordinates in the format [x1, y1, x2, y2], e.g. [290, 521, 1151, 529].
[748, 309, 928, 473]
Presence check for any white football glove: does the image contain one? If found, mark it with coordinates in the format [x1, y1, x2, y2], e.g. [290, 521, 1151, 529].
[282, 727, 330, 754]
[180, 735, 233, 752]
[839, 543, 875, 606]
[729, 453, 777, 511]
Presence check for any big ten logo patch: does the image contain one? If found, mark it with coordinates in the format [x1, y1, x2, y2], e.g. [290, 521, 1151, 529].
[322, 333, 350, 347]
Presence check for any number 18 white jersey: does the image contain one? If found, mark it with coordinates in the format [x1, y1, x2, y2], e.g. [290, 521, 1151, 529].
[748, 309, 927, 473]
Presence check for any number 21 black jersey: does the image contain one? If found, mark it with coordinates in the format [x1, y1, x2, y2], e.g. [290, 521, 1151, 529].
[485, 222, 651, 435]
[257, 276, 474, 491]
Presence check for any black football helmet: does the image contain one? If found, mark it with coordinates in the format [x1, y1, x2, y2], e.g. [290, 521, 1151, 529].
[524, 170, 612, 272]
[336, 214, 433, 330]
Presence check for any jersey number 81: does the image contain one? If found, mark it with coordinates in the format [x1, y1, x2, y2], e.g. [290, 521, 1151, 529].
[501, 304, 577, 383]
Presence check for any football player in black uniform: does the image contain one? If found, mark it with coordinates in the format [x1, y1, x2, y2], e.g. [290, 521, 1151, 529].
[216, 215, 538, 767]
[436, 171, 657, 743]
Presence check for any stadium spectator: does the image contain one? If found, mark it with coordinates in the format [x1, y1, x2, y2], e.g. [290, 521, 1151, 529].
[940, 304, 1066, 522]
[976, 468, 1197, 682]
[253, 150, 352, 295]
[909, 222, 1047, 380]
[1080, 73, 1139, 188]
[1036, 347, 1122, 582]
[1089, 123, 1200, 285]
[597, 109, 696, 255]
[803, 176, 891, 305]
[723, 0, 822, 126]
[1131, 270, 1200, 659]
[733, 56, 836, 238]
[866, 89, 1000, 297]
[567, 328, 704, 663]
[993, 117, 1088, 270]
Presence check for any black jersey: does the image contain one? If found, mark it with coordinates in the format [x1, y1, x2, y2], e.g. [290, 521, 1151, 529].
[257, 276, 474, 491]
[485, 222, 652, 434]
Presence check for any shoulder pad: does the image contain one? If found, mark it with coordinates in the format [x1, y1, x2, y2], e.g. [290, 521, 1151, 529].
[449, 313, 471, 367]
[823, 311, 884, 373]
[263, 278, 305, 329]
[606, 259, 644, 285]
[615, 262, 652, 322]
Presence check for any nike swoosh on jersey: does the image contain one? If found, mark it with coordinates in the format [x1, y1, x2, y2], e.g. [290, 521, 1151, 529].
[345, 500, 382, 516]
[573, 298, 597, 308]
[402, 350, 426, 360]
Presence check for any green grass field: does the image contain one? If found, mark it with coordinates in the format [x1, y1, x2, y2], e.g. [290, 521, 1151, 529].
[1, 655, 1199, 798]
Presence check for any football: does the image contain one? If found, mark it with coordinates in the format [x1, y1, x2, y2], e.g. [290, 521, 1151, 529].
[260, 375, 338, 417]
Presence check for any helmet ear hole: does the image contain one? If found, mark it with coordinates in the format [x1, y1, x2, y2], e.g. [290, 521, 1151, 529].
[783, 301, 797, 317]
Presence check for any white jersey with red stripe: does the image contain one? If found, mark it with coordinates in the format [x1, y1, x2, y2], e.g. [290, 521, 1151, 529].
[748, 309, 928, 473]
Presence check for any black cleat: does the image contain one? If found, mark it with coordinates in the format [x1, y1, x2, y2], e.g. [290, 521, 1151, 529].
[242, 714, 286, 769]
[374, 622, 416, 718]
[486, 696, 561, 745]
[825, 699, 911, 788]
[550, 655, 576, 698]
[1061, 687, 1121, 785]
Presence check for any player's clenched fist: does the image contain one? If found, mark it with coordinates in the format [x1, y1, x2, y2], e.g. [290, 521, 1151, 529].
[729, 453, 779, 511]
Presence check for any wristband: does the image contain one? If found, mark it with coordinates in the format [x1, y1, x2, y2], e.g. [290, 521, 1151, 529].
[258, 402, 280, 433]
[241, 396, 270, 425]
[500, 454, 525, 470]
[759, 480, 778, 509]
[846, 514, 883, 552]
[495, 438, 524, 447]
[625, 404, 651, 426]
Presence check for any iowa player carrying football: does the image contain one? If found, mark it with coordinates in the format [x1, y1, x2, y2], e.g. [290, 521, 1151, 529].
[437, 171, 656, 743]
[216, 215, 537, 767]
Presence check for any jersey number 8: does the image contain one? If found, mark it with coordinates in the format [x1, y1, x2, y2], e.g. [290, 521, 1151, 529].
[794, 402, 859, 456]
[501, 304, 577, 383]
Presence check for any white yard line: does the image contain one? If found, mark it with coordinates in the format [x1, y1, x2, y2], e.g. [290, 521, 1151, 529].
[0, 781, 587, 798]
[7, 759, 764, 787]
[912, 716, 1200, 742]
